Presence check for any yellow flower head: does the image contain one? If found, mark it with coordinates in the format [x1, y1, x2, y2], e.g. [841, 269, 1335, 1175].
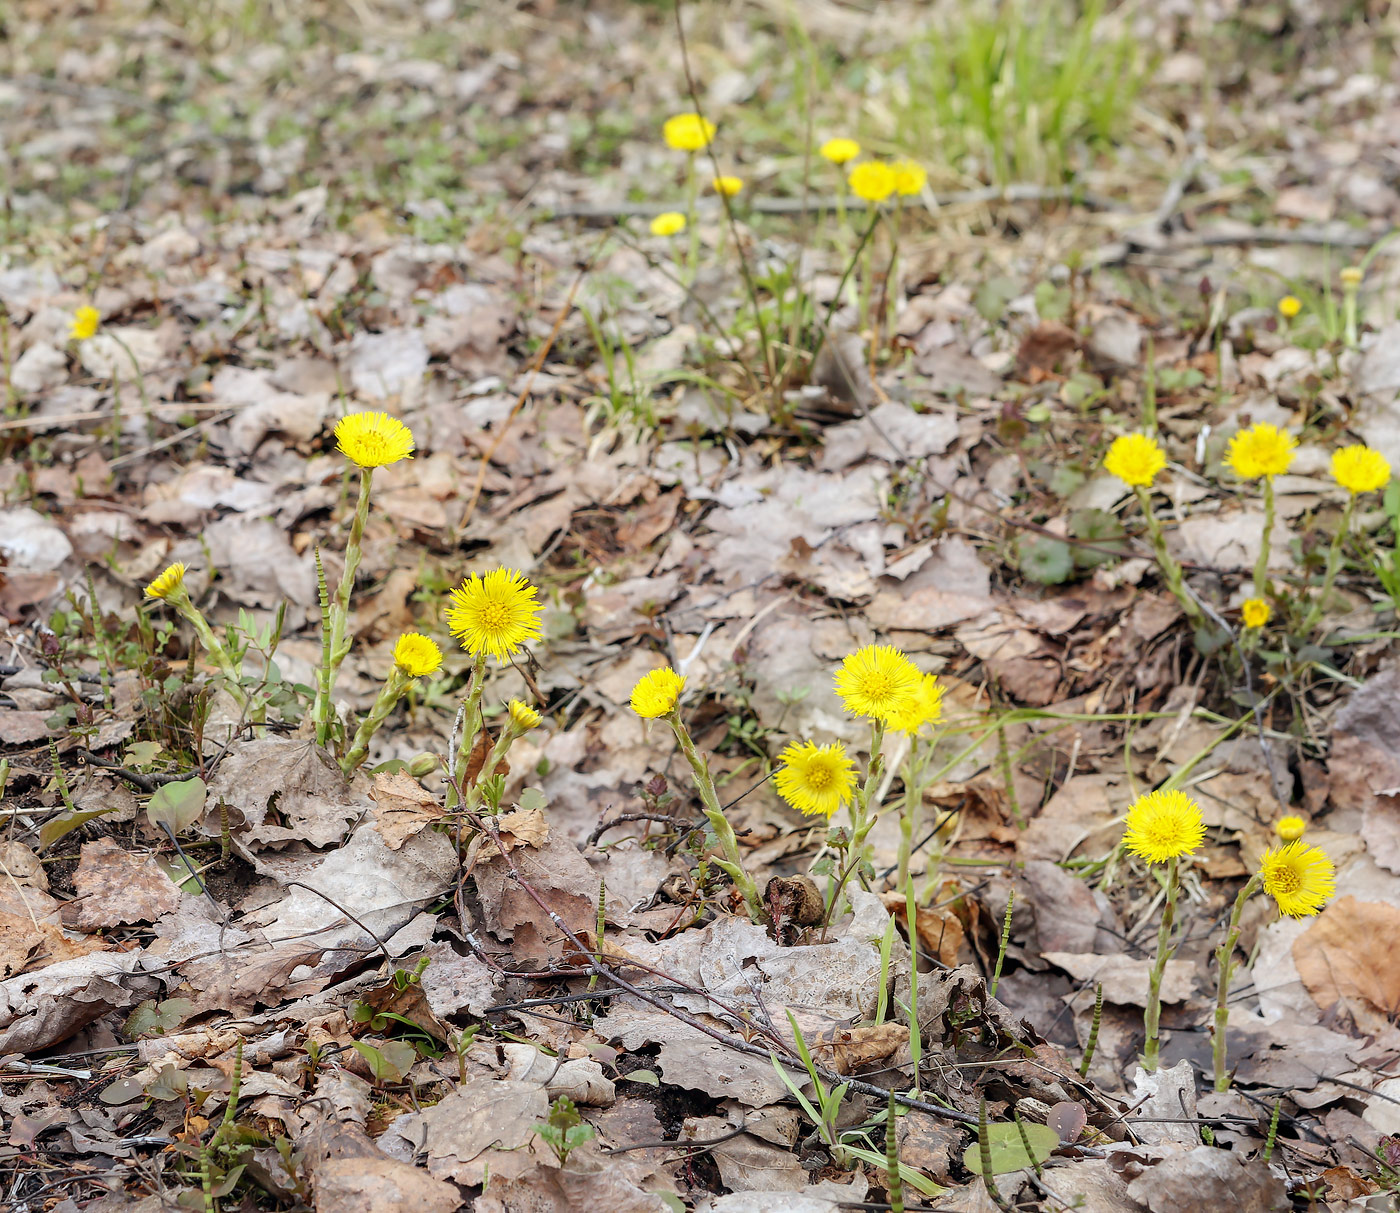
[1226, 423, 1297, 481]
[1278, 295, 1303, 319]
[835, 644, 921, 723]
[70, 305, 100, 341]
[631, 666, 685, 718]
[1341, 266, 1364, 287]
[848, 161, 896, 204]
[392, 632, 443, 678]
[1122, 789, 1206, 864]
[711, 175, 744, 197]
[144, 562, 187, 600]
[1258, 840, 1335, 917]
[1274, 815, 1307, 842]
[662, 112, 715, 152]
[1241, 598, 1271, 629]
[891, 160, 928, 196]
[889, 673, 945, 736]
[1331, 444, 1391, 495]
[820, 137, 861, 165]
[775, 740, 858, 818]
[1103, 432, 1167, 488]
[446, 568, 543, 661]
[334, 412, 415, 469]
[650, 211, 687, 237]
[508, 699, 542, 732]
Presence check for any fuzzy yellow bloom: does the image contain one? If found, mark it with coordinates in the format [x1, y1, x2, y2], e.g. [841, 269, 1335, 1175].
[630, 666, 685, 718]
[775, 740, 857, 818]
[711, 175, 744, 197]
[70, 305, 100, 341]
[1122, 789, 1206, 864]
[834, 644, 921, 723]
[1341, 267, 1364, 287]
[392, 633, 442, 678]
[891, 160, 928, 196]
[650, 211, 687, 237]
[144, 562, 187, 600]
[820, 137, 861, 165]
[847, 161, 896, 204]
[334, 412, 415, 469]
[507, 699, 542, 731]
[889, 673, 945, 736]
[1241, 598, 1271, 629]
[1274, 815, 1306, 841]
[1259, 840, 1335, 917]
[662, 113, 715, 152]
[446, 568, 542, 660]
[1226, 423, 1297, 481]
[1104, 433, 1167, 488]
[1331, 444, 1391, 495]
[1278, 295, 1302, 319]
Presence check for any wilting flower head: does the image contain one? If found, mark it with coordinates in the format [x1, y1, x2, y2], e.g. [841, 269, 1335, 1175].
[1278, 295, 1302, 319]
[1104, 432, 1167, 488]
[889, 673, 945, 736]
[835, 644, 921, 723]
[711, 175, 744, 197]
[70, 305, 100, 342]
[1274, 815, 1306, 842]
[631, 666, 685, 718]
[144, 562, 187, 600]
[507, 699, 542, 732]
[446, 568, 543, 660]
[820, 137, 861, 165]
[1226, 423, 1297, 481]
[1332, 444, 1391, 495]
[334, 412, 415, 469]
[891, 160, 928, 196]
[847, 161, 896, 204]
[662, 112, 715, 152]
[392, 633, 443, 678]
[775, 740, 857, 818]
[1258, 840, 1335, 917]
[1122, 788, 1206, 864]
[650, 211, 687, 237]
[1241, 598, 1271, 629]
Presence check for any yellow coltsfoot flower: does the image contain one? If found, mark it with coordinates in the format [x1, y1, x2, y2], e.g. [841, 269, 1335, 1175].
[650, 211, 687, 237]
[775, 740, 857, 818]
[1274, 815, 1306, 841]
[1226, 423, 1297, 480]
[847, 161, 896, 204]
[446, 568, 542, 660]
[1278, 295, 1302, 319]
[711, 175, 743, 197]
[1122, 789, 1206, 864]
[1259, 840, 1335, 917]
[891, 160, 927, 196]
[630, 666, 685, 718]
[507, 699, 542, 731]
[144, 562, 187, 600]
[889, 672, 945, 736]
[662, 112, 715, 152]
[1241, 598, 1271, 629]
[820, 137, 860, 165]
[334, 412, 415, 469]
[834, 644, 921, 723]
[392, 633, 443, 678]
[1104, 433, 1167, 488]
[70, 305, 100, 341]
[1331, 444, 1391, 495]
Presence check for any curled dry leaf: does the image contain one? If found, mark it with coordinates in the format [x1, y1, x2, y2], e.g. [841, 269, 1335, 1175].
[1293, 896, 1400, 1025]
[370, 770, 443, 850]
[881, 890, 965, 966]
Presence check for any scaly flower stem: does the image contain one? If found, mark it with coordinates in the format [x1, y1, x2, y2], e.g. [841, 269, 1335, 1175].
[1134, 485, 1207, 634]
[895, 739, 929, 893]
[167, 587, 247, 710]
[1343, 282, 1360, 349]
[1213, 873, 1262, 1091]
[466, 720, 529, 810]
[1302, 495, 1355, 635]
[315, 468, 373, 744]
[667, 711, 765, 923]
[1254, 476, 1276, 599]
[1141, 855, 1180, 1072]
[684, 152, 701, 288]
[448, 652, 489, 809]
[824, 720, 886, 924]
[341, 666, 410, 776]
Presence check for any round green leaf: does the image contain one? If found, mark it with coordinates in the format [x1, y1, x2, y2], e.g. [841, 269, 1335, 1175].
[146, 776, 207, 834]
[962, 1121, 1060, 1175]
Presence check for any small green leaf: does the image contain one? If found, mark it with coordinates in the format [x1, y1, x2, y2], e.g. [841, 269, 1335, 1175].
[1068, 508, 1127, 569]
[156, 854, 203, 894]
[962, 1121, 1059, 1175]
[1018, 536, 1074, 586]
[124, 997, 194, 1040]
[40, 806, 118, 851]
[352, 1039, 416, 1084]
[146, 777, 207, 834]
[622, 1069, 660, 1086]
[99, 1075, 147, 1105]
[516, 787, 548, 813]
[145, 1064, 190, 1102]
